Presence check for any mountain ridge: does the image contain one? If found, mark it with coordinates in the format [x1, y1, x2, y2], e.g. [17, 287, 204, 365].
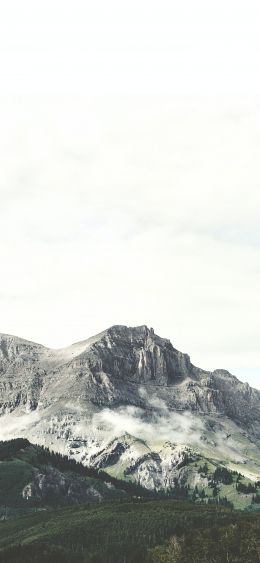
[0, 323, 257, 390]
[0, 325, 259, 498]
[1, 324, 258, 418]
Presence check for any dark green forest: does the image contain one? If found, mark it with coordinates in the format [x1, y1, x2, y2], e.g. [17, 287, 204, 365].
[0, 500, 259, 562]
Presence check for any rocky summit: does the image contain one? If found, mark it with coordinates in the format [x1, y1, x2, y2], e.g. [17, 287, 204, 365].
[0, 325, 260, 503]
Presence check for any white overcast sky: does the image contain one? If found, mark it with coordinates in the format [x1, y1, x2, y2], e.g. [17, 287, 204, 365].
[0, 1, 260, 389]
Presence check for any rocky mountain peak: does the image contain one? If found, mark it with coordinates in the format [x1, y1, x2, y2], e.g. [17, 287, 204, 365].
[85, 324, 192, 388]
[0, 324, 259, 495]
[97, 324, 158, 347]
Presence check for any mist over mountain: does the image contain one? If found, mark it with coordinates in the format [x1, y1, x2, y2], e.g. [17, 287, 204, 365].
[0, 325, 259, 501]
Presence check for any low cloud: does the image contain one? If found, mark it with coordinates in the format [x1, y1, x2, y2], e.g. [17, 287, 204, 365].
[0, 411, 40, 442]
[92, 389, 204, 447]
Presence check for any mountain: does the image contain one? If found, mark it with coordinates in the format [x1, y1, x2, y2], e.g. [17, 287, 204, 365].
[0, 325, 260, 506]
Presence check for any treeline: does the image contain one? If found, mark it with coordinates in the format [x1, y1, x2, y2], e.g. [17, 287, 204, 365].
[36, 447, 194, 501]
[205, 463, 259, 498]
[236, 482, 256, 494]
[1, 438, 259, 507]
[0, 438, 31, 461]
[0, 438, 151, 498]
[0, 438, 195, 502]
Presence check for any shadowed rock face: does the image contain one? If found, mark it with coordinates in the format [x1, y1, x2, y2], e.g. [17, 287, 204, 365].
[89, 324, 192, 384]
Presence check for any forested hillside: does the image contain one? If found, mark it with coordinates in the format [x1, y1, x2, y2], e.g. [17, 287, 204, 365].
[0, 500, 259, 562]
[0, 439, 259, 562]
[0, 438, 149, 518]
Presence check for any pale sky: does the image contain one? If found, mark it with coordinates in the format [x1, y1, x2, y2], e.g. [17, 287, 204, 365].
[0, 1, 260, 389]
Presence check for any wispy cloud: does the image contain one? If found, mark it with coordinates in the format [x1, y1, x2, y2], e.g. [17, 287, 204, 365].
[92, 389, 204, 447]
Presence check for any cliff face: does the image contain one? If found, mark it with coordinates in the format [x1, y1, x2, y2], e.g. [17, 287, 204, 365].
[1, 325, 193, 414]
[0, 325, 258, 424]
[0, 325, 259, 491]
[86, 325, 193, 385]
[0, 335, 46, 414]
